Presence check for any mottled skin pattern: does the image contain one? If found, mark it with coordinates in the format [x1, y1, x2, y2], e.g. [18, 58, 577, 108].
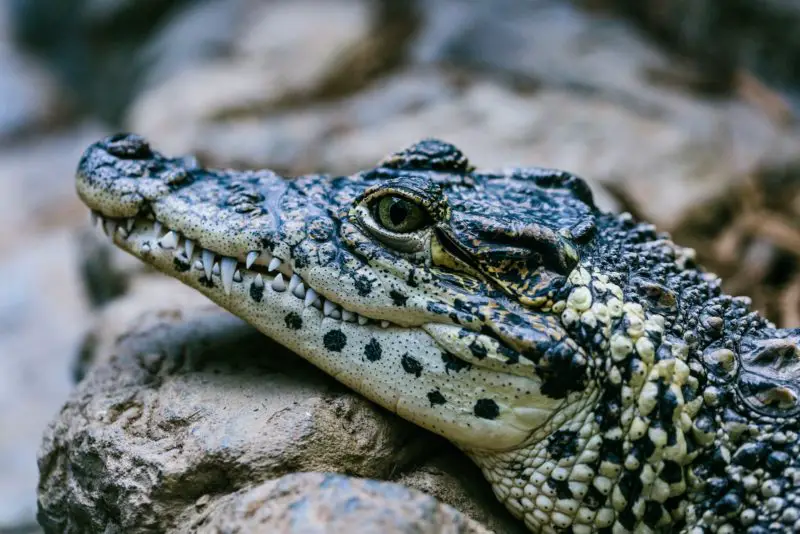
[76, 134, 800, 534]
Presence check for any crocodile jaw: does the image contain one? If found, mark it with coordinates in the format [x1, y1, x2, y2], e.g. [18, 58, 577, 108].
[77, 134, 563, 452]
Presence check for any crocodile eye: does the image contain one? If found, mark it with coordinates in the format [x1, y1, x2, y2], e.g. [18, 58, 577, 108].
[375, 195, 428, 233]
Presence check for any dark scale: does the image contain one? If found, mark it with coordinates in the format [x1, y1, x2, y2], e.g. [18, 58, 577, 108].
[173, 256, 191, 272]
[249, 281, 264, 302]
[284, 312, 302, 330]
[546, 430, 578, 459]
[389, 290, 408, 307]
[473, 398, 499, 420]
[364, 338, 382, 362]
[323, 329, 347, 352]
[400, 354, 423, 378]
[427, 389, 446, 406]
[441, 351, 471, 374]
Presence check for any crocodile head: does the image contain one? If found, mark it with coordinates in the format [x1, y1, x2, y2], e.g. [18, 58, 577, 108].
[77, 134, 800, 533]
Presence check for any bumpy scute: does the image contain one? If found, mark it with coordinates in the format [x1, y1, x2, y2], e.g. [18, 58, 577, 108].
[77, 134, 800, 533]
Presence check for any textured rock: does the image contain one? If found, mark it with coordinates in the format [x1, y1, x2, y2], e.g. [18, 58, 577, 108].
[38, 283, 514, 532]
[128, 0, 373, 155]
[398, 455, 528, 534]
[189, 472, 491, 534]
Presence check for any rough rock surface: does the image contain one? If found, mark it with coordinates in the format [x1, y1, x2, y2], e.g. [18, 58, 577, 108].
[37, 280, 524, 533]
[189, 472, 491, 534]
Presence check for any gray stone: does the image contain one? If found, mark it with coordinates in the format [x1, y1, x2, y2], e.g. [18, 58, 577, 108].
[128, 0, 373, 155]
[188, 472, 491, 534]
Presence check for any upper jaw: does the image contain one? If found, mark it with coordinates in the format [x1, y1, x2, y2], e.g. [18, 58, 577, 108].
[77, 134, 419, 328]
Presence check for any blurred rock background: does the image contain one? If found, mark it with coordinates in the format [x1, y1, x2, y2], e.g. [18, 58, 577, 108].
[1, 0, 799, 532]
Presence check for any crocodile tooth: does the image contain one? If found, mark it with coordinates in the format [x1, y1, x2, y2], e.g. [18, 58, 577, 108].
[254, 273, 264, 288]
[117, 225, 129, 238]
[268, 257, 282, 272]
[193, 260, 204, 271]
[292, 282, 306, 299]
[304, 288, 318, 307]
[90, 211, 99, 226]
[220, 257, 237, 294]
[323, 300, 336, 316]
[141, 243, 151, 253]
[233, 269, 243, 283]
[271, 273, 286, 292]
[212, 262, 221, 275]
[246, 251, 260, 269]
[357, 315, 369, 326]
[201, 249, 215, 279]
[159, 230, 179, 249]
[381, 321, 390, 328]
[289, 273, 302, 292]
[126, 218, 135, 232]
[313, 298, 323, 310]
[153, 221, 162, 237]
[185, 239, 195, 259]
[342, 310, 356, 322]
[103, 219, 117, 237]
[330, 309, 342, 320]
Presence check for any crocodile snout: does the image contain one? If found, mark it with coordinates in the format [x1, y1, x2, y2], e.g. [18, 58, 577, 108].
[75, 133, 192, 219]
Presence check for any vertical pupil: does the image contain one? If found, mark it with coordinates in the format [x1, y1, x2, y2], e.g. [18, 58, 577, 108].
[389, 199, 409, 226]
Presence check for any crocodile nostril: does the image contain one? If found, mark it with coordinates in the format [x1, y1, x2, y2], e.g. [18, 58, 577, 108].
[105, 133, 152, 159]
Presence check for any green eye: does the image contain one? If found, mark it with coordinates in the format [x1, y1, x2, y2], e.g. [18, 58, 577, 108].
[375, 195, 428, 233]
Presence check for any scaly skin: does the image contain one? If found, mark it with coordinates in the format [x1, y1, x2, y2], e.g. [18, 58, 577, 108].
[76, 134, 800, 534]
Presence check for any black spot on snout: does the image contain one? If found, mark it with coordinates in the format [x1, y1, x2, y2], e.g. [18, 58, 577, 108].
[442, 352, 471, 374]
[389, 290, 408, 306]
[468, 340, 487, 360]
[354, 275, 373, 297]
[427, 389, 446, 406]
[474, 399, 499, 419]
[250, 282, 264, 302]
[173, 256, 191, 272]
[285, 312, 302, 330]
[364, 338, 382, 362]
[401, 354, 423, 377]
[324, 329, 347, 352]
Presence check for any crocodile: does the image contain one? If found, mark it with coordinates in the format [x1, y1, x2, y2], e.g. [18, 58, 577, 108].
[75, 134, 800, 534]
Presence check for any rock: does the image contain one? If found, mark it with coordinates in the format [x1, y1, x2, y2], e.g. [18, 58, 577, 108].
[128, 0, 374, 155]
[398, 455, 528, 534]
[0, 231, 91, 531]
[38, 286, 514, 532]
[188, 472, 491, 534]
